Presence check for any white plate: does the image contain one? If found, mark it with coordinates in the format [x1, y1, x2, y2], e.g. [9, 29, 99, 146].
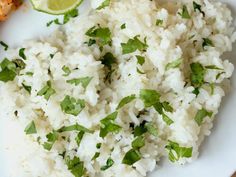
[0, 1, 236, 177]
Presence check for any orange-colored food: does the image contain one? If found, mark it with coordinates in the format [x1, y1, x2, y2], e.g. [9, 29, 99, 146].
[0, 0, 22, 21]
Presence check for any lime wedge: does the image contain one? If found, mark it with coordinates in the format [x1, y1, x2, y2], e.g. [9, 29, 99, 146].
[30, 0, 83, 15]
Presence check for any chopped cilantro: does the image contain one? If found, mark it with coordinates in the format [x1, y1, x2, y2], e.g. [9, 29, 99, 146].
[162, 114, 174, 125]
[101, 52, 116, 69]
[216, 72, 225, 80]
[65, 156, 85, 177]
[165, 58, 182, 70]
[50, 54, 55, 59]
[156, 19, 163, 26]
[100, 157, 114, 171]
[92, 152, 100, 160]
[116, 94, 136, 110]
[96, 0, 110, 10]
[26, 72, 33, 76]
[178, 5, 191, 19]
[57, 123, 92, 133]
[86, 26, 112, 46]
[194, 108, 213, 126]
[96, 143, 102, 149]
[162, 101, 174, 113]
[37, 81, 56, 100]
[136, 55, 145, 65]
[202, 38, 214, 49]
[67, 77, 93, 89]
[132, 136, 145, 149]
[24, 121, 37, 135]
[121, 23, 126, 29]
[84, 39, 96, 46]
[0, 41, 8, 50]
[19, 48, 26, 60]
[205, 65, 223, 70]
[137, 68, 145, 74]
[99, 112, 121, 138]
[122, 149, 141, 165]
[166, 140, 193, 162]
[62, 66, 71, 76]
[133, 122, 147, 137]
[140, 89, 160, 108]
[63, 9, 79, 24]
[190, 62, 206, 88]
[22, 83, 32, 94]
[75, 131, 85, 147]
[43, 131, 58, 151]
[121, 36, 148, 54]
[60, 95, 85, 116]
[193, 1, 205, 16]
[145, 122, 158, 137]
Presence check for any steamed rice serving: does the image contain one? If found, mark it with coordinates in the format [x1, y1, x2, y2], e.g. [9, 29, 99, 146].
[0, 0, 235, 176]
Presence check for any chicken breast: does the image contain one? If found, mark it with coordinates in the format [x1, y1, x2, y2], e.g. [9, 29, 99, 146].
[0, 0, 22, 21]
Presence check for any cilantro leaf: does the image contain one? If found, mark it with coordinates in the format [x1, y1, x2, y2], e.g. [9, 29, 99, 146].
[99, 112, 121, 138]
[205, 65, 223, 70]
[24, 121, 37, 135]
[92, 152, 100, 160]
[62, 66, 71, 76]
[121, 36, 148, 54]
[101, 52, 116, 69]
[202, 38, 214, 49]
[19, 48, 26, 60]
[156, 19, 163, 26]
[96, 0, 110, 10]
[165, 140, 193, 162]
[116, 94, 136, 110]
[136, 55, 145, 65]
[190, 62, 206, 88]
[122, 149, 141, 165]
[86, 26, 112, 46]
[67, 77, 93, 89]
[194, 108, 213, 126]
[133, 121, 148, 137]
[57, 123, 92, 133]
[162, 101, 174, 113]
[165, 58, 182, 70]
[193, 1, 205, 16]
[132, 136, 145, 149]
[120, 23, 126, 29]
[65, 156, 85, 177]
[145, 122, 158, 137]
[178, 5, 191, 19]
[37, 81, 56, 100]
[162, 114, 174, 125]
[22, 83, 32, 94]
[100, 157, 114, 171]
[60, 95, 85, 116]
[0, 41, 8, 50]
[75, 131, 85, 147]
[63, 9, 79, 24]
[43, 131, 58, 151]
[140, 89, 160, 107]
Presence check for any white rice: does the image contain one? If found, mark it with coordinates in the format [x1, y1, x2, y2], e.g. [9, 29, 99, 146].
[0, 0, 235, 176]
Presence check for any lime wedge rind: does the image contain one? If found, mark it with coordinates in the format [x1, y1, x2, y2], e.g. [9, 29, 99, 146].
[29, 0, 83, 15]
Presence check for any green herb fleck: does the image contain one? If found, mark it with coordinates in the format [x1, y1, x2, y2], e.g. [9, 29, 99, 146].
[0, 41, 8, 50]
[65, 156, 85, 177]
[62, 66, 71, 76]
[100, 157, 114, 171]
[193, 1, 205, 16]
[24, 121, 37, 135]
[60, 95, 85, 116]
[43, 131, 58, 151]
[136, 55, 145, 65]
[178, 5, 191, 19]
[122, 149, 141, 165]
[67, 77, 93, 89]
[165, 140, 193, 162]
[75, 131, 85, 147]
[145, 122, 158, 137]
[121, 23, 126, 29]
[92, 152, 100, 160]
[132, 136, 145, 149]
[202, 38, 214, 49]
[57, 123, 92, 133]
[121, 36, 148, 54]
[22, 83, 32, 94]
[101, 52, 116, 69]
[156, 19, 163, 26]
[96, 143, 102, 149]
[86, 26, 112, 46]
[140, 89, 160, 108]
[205, 65, 223, 70]
[37, 81, 56, 100]
[165, 58, 182, 70]
[63, 9, 79, 24]
[97, 0, 110, 10]
[116, 94, 136, 110]
[194, 108, 213, 126]
[19, 48, 26, 60]
[190, 62, 206, 88]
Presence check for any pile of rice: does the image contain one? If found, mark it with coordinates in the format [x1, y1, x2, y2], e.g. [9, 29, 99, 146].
[0, 0, 235, 176]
